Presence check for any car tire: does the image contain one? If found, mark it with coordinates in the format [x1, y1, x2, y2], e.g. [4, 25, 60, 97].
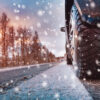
[69, 5, 100, 79]
[67, 54, 72, 65]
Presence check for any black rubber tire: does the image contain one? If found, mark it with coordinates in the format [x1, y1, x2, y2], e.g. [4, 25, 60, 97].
[70, 5, 100, 79]
[67, 54, 72, 65]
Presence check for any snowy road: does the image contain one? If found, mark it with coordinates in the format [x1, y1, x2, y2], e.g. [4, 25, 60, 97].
[0, 63, 56, 84]
[0, 62, 93, 100]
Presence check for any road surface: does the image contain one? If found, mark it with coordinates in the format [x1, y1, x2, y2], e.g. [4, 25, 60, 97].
[0, 62, 99, 100]
[0, 63, 56, 84]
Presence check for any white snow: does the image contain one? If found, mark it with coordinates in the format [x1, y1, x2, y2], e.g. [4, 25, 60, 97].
[1, 62, 93, 100]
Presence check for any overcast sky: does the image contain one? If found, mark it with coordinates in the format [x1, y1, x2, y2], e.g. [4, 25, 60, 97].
[0, 0, 65, 57]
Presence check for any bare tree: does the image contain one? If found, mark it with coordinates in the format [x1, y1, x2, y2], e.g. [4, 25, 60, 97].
[9, 26, 15, 65]
[0, 13, 9, 67]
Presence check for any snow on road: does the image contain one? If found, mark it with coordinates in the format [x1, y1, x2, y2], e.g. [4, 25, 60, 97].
[0, 62, 93, 100]
[0, 63, 55, 84]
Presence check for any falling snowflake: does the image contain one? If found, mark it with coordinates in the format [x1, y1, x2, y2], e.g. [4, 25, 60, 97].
[48, 11, 52, 15]
[90, 2, 95, 8]
[13, 3, 16, 6]
[14, 9, 20, 13]
[44, 31, 48, 36]
[42, 74, 47, 78]
[54, 93, 60, 98]
[10, 80, 14, 83]
[0, 88, 3, 93]
[97, 69, 100, 72]
[37, 22, 41, 28]
[74, 66, 78, 71]
[18, 4, 21, 8]
[95, 59, 100, 66]
[27, 66, 31, 69]
[15, 16, 20, 20]
[75, 34, 78, 39]
[87, 70, 92, 76]
[86, 3, 89, 7]
[67, 44, 70, 48]
[37, 10, 45, 16]
[22, 5, 26, 9]
[14, 87, 20, 93]
[36, 1, 39, 5]
[42, 81, 48, 87]
[26, 16, 30, 20]
[6, 82, 9, 86]
[97, 23, 100, 28]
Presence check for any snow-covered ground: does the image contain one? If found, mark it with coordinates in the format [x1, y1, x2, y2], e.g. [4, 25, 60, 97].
[0, 62, 93, 100]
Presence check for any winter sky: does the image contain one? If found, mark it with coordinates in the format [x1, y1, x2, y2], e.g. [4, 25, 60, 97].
[0, 0, 65, 57]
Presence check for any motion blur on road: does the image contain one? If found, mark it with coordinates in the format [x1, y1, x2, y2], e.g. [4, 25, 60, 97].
[0, 62, 99, 100]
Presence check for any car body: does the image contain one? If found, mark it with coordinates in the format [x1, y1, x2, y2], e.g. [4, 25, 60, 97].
[64, 0, 100, 79]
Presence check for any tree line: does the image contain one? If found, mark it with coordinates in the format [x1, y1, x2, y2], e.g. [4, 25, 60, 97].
[0, 13, 56, 67]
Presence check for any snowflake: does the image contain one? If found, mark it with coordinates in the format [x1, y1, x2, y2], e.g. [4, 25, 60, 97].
[75, 34, 78, 39]
[37, 10, 45, 16]
[95, 59, 100, 66]
[97, 69, 100, 72]
[42, 74, 47, 78]
[36, 1, 39, 5]
[14, 87, 20, 93]
[87, 70, 92, 76]
[90, 2, 95, 8]
[15, 16, 20, 20]
[13, 3, 16, 6]
[26, 16, 30, 20]
[83, 78, 86, 81]
[71, 74, 76, 80]
[74, 66, 78, 71]
[10, 80, 14, 83]
[28, 92, 31, 96]
[48, 11, 52, 15]
[54, 93, 60, 98]
[18, 4, 21, 8]
[6, 82, 9, 86]
[14, 9, 20, 13]
[0, 88, 3, 93]
[97, 23, 100, 28]
[42, 81, 48, 87]
[37, 22, 41, 28]
[27, 66, 31, 69]
[44, 31, 48, 36]
[67, 44, 70, 48]
[78, 36, 82, 41]
[22, 5, 26, 9]
[86, 3, 89, 7]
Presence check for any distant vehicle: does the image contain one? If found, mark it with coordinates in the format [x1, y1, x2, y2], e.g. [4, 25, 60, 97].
[61, 0, 100, 79]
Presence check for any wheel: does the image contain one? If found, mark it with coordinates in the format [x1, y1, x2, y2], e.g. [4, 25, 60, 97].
[67, 54, 72, 65]
[69, 5, 100, 79]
